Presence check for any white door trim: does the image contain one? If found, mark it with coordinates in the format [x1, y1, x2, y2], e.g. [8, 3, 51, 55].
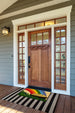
[12, 6, 72, 95]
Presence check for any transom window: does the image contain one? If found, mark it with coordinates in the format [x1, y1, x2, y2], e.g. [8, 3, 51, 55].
[18, 17, 66, 30]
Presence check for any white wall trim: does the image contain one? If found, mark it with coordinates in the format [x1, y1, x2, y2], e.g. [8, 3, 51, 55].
[0, 0, 70, 20]
[12, 6, 72, 95]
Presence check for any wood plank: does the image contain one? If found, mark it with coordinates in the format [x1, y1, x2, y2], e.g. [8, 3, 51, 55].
[54, 95, 65, 113]
[64, 95, 71, 113]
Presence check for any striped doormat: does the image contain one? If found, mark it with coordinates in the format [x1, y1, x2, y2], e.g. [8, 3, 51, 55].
[2, 88, 59, 113]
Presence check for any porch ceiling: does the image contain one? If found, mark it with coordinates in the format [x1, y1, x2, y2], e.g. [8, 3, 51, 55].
[0, 0, 18, 14]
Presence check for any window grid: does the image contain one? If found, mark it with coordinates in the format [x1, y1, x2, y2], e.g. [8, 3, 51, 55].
[18, 17, 66, 30]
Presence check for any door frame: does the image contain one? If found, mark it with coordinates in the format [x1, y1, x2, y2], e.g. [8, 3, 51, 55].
[12, 6, 72, 95]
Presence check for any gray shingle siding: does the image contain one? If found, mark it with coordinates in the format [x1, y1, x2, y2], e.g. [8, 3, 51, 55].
[71, 4, 75, 96]
[0, 26, 13, 86]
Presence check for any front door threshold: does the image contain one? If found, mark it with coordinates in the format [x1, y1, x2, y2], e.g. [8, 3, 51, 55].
[28, 85, 51, 92]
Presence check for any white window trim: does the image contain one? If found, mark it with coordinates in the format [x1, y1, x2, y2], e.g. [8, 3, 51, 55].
[12, 6, 72, 95]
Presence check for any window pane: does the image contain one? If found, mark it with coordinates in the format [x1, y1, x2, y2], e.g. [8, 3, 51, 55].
[19, 36, 22, 41]
[27, 24, 34, 29]
[56, 38, 60, 44]
[61, 53, 66, 60]
[20, 75, 22, 79]
[37, 33, 42, 45]
[56, 18, 66, 24]
[56, 30, 60, 37]
[18, 26, 25, 30]
[36, 22, 44, 27]
[61, 37, 65, 44]
[56, 53, 60, 59]
[19, 67, 22, 72]
[56, 76, 60, 83]
[23, 60, 25, 66]
[43, 32, 49, 44]
[61, 61, 65, 68]
[31, 34, 36, 45]
[61, 45, 65, 52]
[56, 69, 60, 75]
[19, 42, 22, 47]
[61, 29, 65, 36]
[61, 77, 65, 84]
[56, 61, 60, 67]
[23, 54, 25, 60]
[23, 42, 25, 47]
[19, 55, 22, 60]
[56, 45, 60, 52]
[19, 61, 22, 67]
[19, 48, 22, 53]
[23, 36, 25, 41]
[45, 20, 54, 26]
[61, 68, 65, 76]
[23, 48, 25, 53]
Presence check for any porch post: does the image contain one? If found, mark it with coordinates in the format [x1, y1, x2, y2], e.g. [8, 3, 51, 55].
[25, 30, 28, 87]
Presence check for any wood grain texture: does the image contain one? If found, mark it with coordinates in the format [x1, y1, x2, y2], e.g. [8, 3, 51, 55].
[28, 29, 51, 88]
[0, 85, 74, 113]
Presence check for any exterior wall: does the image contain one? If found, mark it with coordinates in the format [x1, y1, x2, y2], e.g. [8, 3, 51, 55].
[70, 3, 75, 96]
[0, 0, 75, 96]
[0, 22, 13, 86]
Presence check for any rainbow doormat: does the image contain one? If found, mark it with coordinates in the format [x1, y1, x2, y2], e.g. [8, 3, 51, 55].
[18, 88, 51, 102]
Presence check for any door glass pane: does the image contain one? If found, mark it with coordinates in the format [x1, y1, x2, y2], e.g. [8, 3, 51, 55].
[56, 18, 66, 24]
[37, 33, 42, 45]
[19, 61, 22, 67]
[23, 54, 25, 60]
[19, 48, 22, 53]
[61, 45, 65, 52]
[61, 68, 65, 76]
[23, 42, 25, 47]
[23, 60, 25, 66]
[56, 38, 60, 44]
[43, 32, 49, 44]
[56, 45, 60, 52]
[19, 36, 22, 41]
[23, 48, 25, 53]
[56, 30, 60, 37]
[27, 24, 34, 29]
[56, 76, 60, 83]
[19, 55, 22, 60]
[61, 77, 65, 84]
[19, 42, 22, 47]
[61, 29, 65, 36]
[20, 75, 22, 79]
[56, 53, 60, 59]
[23, 36, 25, 41]
[61, 61, 65, 68]
[56, 61, 60, 67]
[36, 22, 44, 27]
[31, 34, 36, 45]
[56, 69, 60, 75]
[45, 20, 54, 26]
[61, 53, 66, 60]
[61, 37, 65, 44]
[19, 67, 22, 72]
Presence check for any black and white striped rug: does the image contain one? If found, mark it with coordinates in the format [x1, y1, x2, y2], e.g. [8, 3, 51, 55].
[2, 88, 59, 113]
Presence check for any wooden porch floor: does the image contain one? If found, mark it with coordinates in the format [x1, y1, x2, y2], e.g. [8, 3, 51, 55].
[0, 85, 74, 113]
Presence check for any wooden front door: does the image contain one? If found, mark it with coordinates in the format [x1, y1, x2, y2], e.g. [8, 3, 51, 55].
[28, 29, 51, 88]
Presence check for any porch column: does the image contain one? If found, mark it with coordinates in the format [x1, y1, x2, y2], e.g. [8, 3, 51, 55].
[25, 31, 28, 87]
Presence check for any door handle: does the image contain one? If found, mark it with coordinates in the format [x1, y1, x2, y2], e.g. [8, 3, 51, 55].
[28, 56, 30, 63]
